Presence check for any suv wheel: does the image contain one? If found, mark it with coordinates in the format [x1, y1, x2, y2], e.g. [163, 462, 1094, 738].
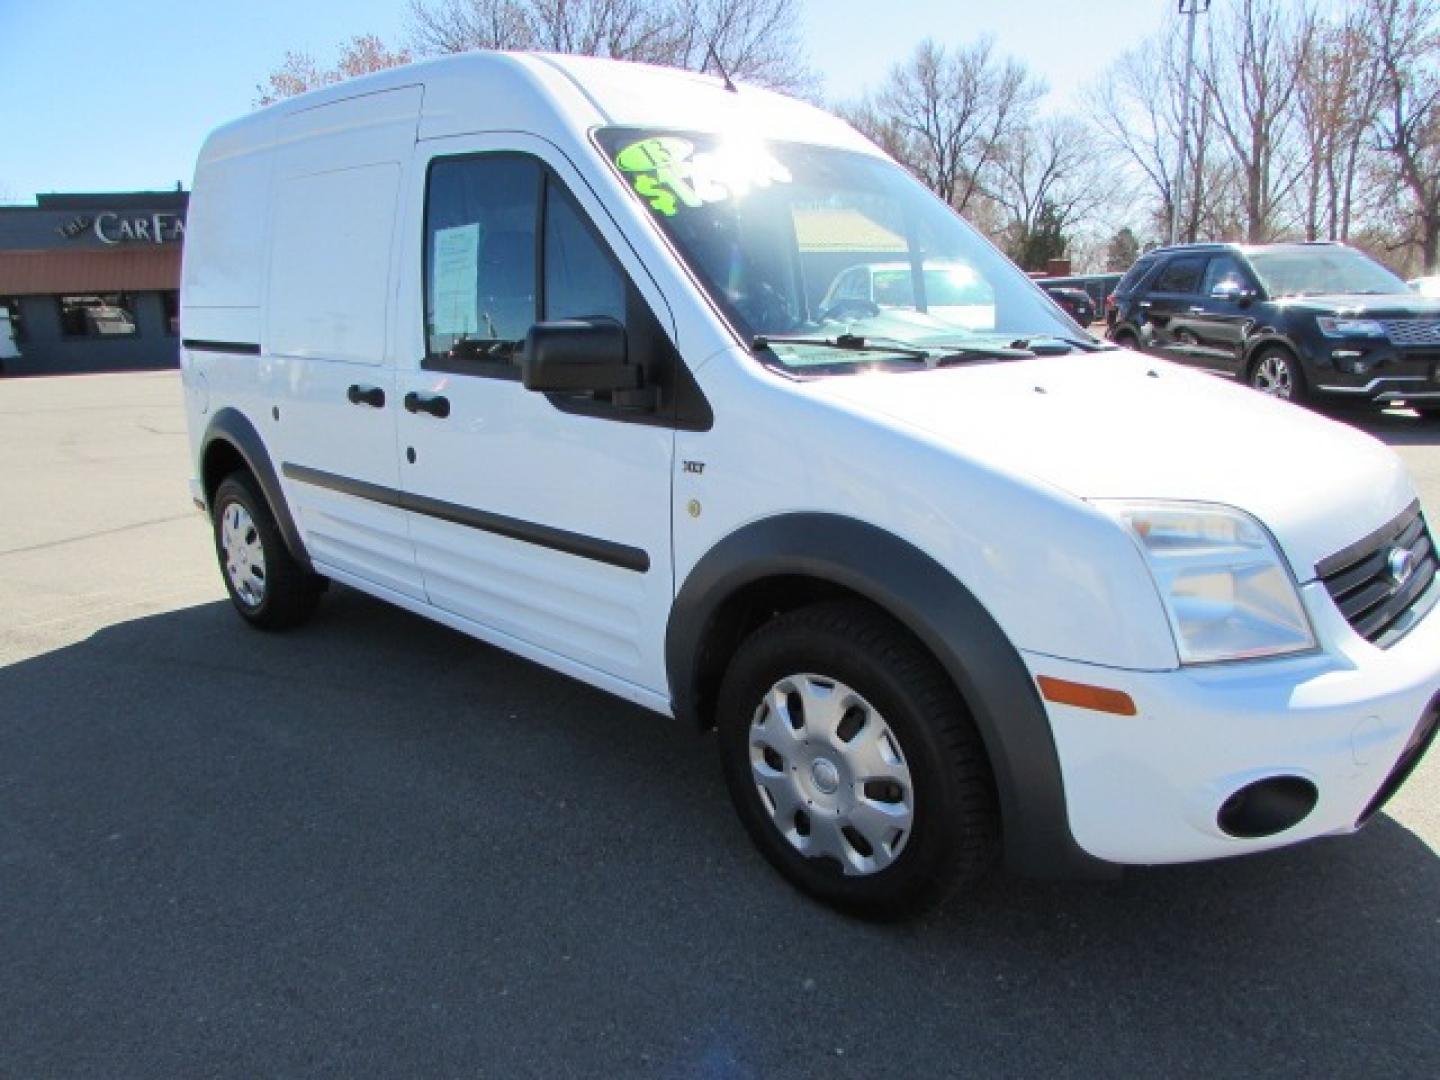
[212, 471, 323, 630]
[1112, 329, 1140, 350]
[1248, 346, 1306, 403]
[716, 601, 999, 919]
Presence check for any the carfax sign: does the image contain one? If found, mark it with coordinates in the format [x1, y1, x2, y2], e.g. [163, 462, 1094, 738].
[56, 211, 186, 245]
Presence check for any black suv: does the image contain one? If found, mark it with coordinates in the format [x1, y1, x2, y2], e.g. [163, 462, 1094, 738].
[1106, 242, 1440, 413]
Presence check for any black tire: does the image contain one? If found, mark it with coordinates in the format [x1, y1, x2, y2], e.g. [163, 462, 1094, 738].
[1112, 329, 1140, 351]
[212, 471, 323, 630]
[1247, 345, 1307, 404]
[716, 601, 999, 919]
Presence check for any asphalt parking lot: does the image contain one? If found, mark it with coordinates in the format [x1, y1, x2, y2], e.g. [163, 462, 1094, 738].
[2, 371, 1438, 1078]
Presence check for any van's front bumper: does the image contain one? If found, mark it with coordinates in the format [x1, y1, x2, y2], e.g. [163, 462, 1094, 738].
[1024, 579, 1440, 865]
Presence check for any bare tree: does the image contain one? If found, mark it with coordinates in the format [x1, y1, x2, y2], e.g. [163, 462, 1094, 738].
[1369, 0, 1440, 272]
[405, 0, 814, 92]
[1086, 22, 1231, 245]
[255, 34, 413, 106]
[846, 37, 1043, 215]
[1295, 12, 1383, 242]
[990, 117, 1112, 267]
[665, 0, 815, 94]
[1200, 0, 1316, 243]
[407, 0, 541, 52]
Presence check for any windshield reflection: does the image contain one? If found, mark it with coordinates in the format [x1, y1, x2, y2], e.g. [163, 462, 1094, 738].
[596, 128, 1086, 370]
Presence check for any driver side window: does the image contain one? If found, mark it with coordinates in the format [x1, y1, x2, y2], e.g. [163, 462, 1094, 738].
[424, 155, 540, 376]
[543, 180, 627, 325]
[423, 155, 640, 381]
[1200, 255, 1249, 296]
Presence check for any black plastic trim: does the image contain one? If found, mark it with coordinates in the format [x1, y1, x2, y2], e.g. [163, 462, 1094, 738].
[665, 513, 1113, 879]
[1316, 500, 1423, 579]
[182, 338, 261, 356]
[1358, 696, 1440, 825]
[281, 462, 650, 573]
[201, 408, 313, 571]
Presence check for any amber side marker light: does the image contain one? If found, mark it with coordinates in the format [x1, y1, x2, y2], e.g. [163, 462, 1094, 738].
[1036, 676, 1138, 717]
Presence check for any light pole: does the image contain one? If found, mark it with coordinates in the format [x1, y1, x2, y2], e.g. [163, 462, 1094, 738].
[1170, 0, 1211, 246]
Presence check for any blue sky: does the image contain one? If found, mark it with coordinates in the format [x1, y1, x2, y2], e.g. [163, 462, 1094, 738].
[0, 0, 1169, 202]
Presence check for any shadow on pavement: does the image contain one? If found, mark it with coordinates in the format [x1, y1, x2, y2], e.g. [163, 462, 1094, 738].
[1322, 404, 1440, 448]
[2, 589, 1436, 1077]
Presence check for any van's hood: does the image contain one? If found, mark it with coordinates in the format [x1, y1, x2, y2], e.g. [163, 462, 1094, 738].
[808, 349, 1414, 580]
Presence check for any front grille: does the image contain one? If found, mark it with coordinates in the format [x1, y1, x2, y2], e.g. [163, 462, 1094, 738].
[1357, 699, 1440, 825]
[1382, 319, 1440, 347]
[1317, 501, 1439, 647]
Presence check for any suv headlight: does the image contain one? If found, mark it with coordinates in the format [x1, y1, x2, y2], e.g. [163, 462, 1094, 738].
[1317, 317, 1386, 338]
[1098, 502, 1316, 664]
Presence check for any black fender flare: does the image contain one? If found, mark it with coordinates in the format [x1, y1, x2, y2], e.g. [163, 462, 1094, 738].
[201, 407, 313, 572]
[1241, 332, 1305, 374]
[666, 513, 1112, 879]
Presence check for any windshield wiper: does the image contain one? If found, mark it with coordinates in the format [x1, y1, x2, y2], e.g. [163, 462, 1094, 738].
[752, 334, 931, 361]
[931, 344, 1037, 366]
[1003, 337, 1078, 356]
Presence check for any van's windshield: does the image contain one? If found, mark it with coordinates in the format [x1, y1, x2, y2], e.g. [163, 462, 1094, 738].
[595, 128, 1091, 372]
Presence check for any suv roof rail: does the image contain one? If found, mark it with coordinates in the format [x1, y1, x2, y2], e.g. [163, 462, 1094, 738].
[1149, 242, 1234, 254]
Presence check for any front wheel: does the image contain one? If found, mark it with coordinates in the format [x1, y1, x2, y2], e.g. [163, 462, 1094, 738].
[1248, 346, 1306, 403]
[716, 602, 999, 919]
[212, 471, 323, 630]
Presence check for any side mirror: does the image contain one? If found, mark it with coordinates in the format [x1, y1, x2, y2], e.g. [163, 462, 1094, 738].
[1211, 282, 1256, 304]
[522, 318, 641, 393]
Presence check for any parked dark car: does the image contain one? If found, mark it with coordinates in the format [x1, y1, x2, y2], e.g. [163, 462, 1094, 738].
[1039, 273, 1119, 323]
[1107, 242, 1440, 413]
[1042, 285, 1096, 325]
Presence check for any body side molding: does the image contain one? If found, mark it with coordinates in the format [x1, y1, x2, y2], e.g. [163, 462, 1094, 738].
[666, 513, 1112, 879]
[182, 339, 262, 356]
[282, 462, 651, 573]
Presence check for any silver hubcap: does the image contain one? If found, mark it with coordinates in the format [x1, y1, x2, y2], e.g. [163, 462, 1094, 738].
[220, 502, 267, 607]
[1253, 354, 1293, 399]
[749, 674, 914, 876]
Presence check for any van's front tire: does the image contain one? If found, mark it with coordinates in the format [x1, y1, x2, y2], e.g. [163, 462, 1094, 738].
[716, 601, 999, 919]
[212, 471, 322, 630]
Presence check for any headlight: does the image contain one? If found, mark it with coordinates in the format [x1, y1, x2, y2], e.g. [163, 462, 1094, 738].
[1099, 502, 1316, 664]
[1317, 317, 1386, 338]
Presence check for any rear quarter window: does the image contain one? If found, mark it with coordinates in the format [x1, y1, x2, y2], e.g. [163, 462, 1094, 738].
[1116, 256, 1158, 295]
[1151, 256, 1207, 295]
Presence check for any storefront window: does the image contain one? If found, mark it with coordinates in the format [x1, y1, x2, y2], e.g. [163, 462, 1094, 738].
[0, 297, 22, 341]
[59, 294, 138, 338]
[161, 291, 179, 336]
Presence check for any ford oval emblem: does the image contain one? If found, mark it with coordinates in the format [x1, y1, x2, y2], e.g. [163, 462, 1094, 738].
[1389, 546, 1416, 586]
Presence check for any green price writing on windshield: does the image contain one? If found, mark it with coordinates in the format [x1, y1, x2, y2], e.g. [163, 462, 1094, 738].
[614, 135, 792, 218]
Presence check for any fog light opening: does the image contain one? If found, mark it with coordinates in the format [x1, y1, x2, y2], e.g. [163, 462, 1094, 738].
[1217, 776, 1318, 839]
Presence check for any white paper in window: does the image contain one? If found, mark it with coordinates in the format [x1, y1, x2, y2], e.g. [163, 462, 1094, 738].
[432, 222, 483, 336]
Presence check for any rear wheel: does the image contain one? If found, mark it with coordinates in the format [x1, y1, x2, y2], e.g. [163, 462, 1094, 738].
[1112, 329, 1140, 351]
[212, 471, 323, 630]
[1248, 346, 1307, 403]
[716, 601, 999, 919]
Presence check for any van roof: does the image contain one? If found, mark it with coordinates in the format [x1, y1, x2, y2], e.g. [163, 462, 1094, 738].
[208, 51, 872, 160]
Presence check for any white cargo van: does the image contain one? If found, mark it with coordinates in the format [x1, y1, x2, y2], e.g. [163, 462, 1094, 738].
[181, 52, 1440, 916]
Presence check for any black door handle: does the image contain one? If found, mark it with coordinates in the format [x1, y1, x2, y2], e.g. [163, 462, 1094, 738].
[404, 391, 451, 418]
[347, 384, 386, 408]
